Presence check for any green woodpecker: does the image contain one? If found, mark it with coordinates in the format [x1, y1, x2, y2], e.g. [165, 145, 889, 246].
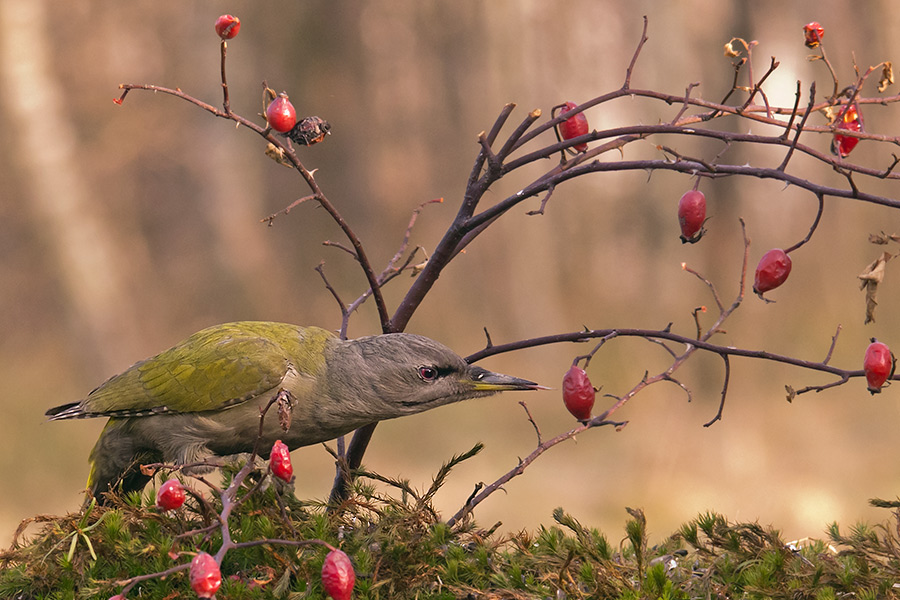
[46, 321, 540, 501]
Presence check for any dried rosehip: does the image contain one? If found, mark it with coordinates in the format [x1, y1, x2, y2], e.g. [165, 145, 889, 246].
[288, 116, 332, 146]
[190, 551, 222, 599]
[156, 478, 185, 511]
[803, 22, 824, 48]
[864, 339, 895, 394]
[678, 190, 707, 244]
[269, 439, 293, 482]
[562, 364, 595, 421]
[753, 248, 792, 298]
[557, 101, 589, 152]
[215, 14, 240, 40]
[322, 549, 355, 600]
[831, 103, 863, 158]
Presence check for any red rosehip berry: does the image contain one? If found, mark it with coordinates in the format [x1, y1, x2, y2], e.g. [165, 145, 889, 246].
[864, 339, 895, 394]
[322, 549, 355, 600]
[269, 439, 293, 482]
[677, 190, 707, 244]
[753, 248, 792, 299]
[190, 551, 222, 599]
[557, 101, 589, 152]
[831, 103, 863, 158]
[215, 14, 241, 40]
[156, 478, 186, 511]
[266, 94, 297, 133]
[562, 364, 595, 421]
[802, 22, 824, 48]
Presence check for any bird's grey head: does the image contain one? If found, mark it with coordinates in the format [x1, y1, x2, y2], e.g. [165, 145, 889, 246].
[325, 333, 540, 420]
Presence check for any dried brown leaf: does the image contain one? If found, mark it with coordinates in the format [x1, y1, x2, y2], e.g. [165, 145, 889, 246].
[878, 61, 894, 93]
[869, 231, 900, 245]
[264, 143, 293, 168]
[858, 251, 894, 323]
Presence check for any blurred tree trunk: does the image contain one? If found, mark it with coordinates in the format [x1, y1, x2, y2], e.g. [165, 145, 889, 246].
[0, 0, 145, 375]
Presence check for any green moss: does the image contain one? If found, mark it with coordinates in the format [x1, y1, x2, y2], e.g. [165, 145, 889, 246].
[6, 476, 900, 599]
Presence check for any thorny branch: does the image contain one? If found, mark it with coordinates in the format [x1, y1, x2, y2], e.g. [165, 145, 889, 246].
[114, 401, 337, 598]
[115, 13, 900, 523]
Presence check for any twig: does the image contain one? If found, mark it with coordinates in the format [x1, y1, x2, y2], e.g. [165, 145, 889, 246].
[779, 81, 803, 141]
[777, 82, 816, 172]
[783, 193, 825, 254]
[703, 355, 731, 427]
[446, 416, 625, 528]
[519, 401, 542, 446]
[823, 324, 842, 366]
[623, 16, 650, 89]
[260, 194, 317, 225]
[220, 40, 231, 115]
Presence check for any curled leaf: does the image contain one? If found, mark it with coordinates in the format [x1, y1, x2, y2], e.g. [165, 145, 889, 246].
[723, 41, 740, 58]
[858, 251, 895, 323]
[265, 143, 293, 168]
[878, 62, 894, 93]
[785, 385, 796, 403]
[869, 231, 900, 245]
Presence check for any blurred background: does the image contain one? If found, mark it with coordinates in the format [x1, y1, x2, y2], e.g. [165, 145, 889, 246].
[2, 0, 900, 546]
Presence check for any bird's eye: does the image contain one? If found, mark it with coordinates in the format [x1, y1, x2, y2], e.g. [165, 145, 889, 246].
[418, 366, 438, 381]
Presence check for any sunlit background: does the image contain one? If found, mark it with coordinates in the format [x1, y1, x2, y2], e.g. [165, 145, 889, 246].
[2, 0, 900, 546]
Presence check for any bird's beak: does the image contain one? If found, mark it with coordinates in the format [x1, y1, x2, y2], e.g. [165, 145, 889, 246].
[468, 366, 548, 392]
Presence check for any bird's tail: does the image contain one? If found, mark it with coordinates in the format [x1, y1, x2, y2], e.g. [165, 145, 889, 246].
[45, 401, 85, 420]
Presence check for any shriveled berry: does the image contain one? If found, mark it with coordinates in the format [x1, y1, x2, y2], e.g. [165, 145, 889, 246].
[832, 103, 863, 158]
[677, 190, 707, 244]
[266, 94, 297, 133]
[864, 339, 895, 394]
[190, 551, 222, 599]
[753, 248, 792, 298]
[322, 549, 355, 600]
[802, 22, 824, 48]
[215, 14, 240, 40]
[156, 478, 185, 511]
[288, 116, 332, 146]
[557, 101, 589, 152]
[562, 364, 595, 421]
[270, 439, 294, 482]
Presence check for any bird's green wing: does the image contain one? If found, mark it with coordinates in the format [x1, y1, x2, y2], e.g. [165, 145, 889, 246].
[79, 322, 332, 416]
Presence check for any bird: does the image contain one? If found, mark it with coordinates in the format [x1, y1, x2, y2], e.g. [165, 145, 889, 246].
[45, 321, 541, 502]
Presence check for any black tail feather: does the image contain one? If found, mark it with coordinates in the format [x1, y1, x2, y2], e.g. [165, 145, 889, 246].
[45, 402, 84, 420]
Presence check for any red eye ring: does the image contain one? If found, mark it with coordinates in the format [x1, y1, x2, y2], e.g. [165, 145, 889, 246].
[418, 366, 438, 381]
